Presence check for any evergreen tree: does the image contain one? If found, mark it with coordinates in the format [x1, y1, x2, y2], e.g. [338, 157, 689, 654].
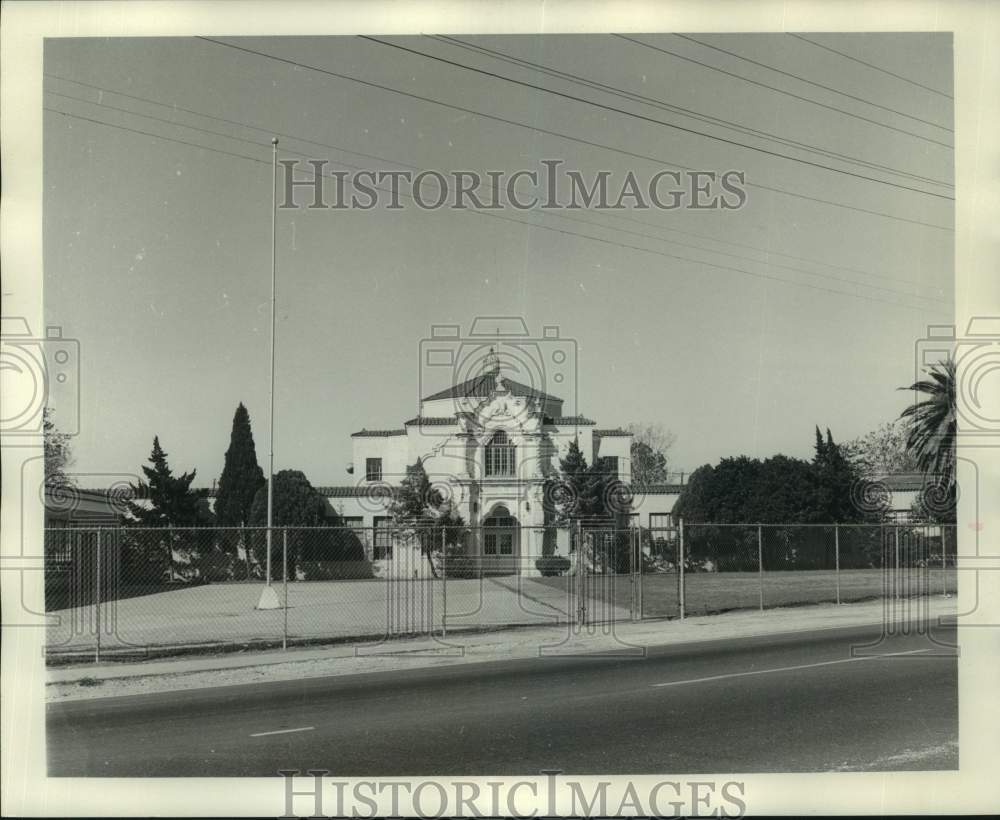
[388, 458, 465, 576]
[811, 428, 864, 523]
[545, 439, 604, 523]
[248, 469, 364, 576]
[389, 458, 439, 527]
[214, 403, 265, 537]
[126, 436, 200, 528]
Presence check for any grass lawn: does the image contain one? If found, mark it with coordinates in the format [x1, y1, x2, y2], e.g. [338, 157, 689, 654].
[46, 568, 956, 657]
[530, 568, 956, 619]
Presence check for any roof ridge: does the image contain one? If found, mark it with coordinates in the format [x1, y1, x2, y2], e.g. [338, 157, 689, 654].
[422, 372, 563, 403]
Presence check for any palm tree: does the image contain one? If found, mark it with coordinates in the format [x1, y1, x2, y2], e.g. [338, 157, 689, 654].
[899, 358, 956, 490]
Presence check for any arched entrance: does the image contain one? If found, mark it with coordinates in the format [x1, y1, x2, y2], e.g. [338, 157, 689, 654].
[482, 504, 519, 574]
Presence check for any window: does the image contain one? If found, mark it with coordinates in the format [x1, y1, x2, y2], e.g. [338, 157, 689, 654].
[373, 516, 393, 560]
[649, 513, 672, 531]
[484, 509, 515, 556]
[365, 458, 382, 482]
[342, 516, 364, 529]
[484, 531, 514, 555]
[600, 456, 619, 478]
[484, 430, 516, 477]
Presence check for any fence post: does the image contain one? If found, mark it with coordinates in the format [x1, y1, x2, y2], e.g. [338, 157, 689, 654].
[757, 524, 764, 612]
[678, 518, 685, 621]
[835, 524, 841, 605]
[942, 526, 949, 597]
[242, 526, 251, 580]
[575, 520, 585, 627]
[894, 525, 900, 602]
[441, 528, 447, 638]
[635, 527, 643, 621]
[95, 528, 102, 664]
[282, 528, 288, 651]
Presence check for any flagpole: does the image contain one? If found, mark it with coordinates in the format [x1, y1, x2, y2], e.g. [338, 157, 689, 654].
[257, 137, 281, 610]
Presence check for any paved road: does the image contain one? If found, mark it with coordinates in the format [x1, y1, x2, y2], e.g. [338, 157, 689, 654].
[47, 622, 958, 776]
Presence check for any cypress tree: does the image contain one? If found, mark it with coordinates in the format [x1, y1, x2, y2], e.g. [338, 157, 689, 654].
[215, 403, 266, 532]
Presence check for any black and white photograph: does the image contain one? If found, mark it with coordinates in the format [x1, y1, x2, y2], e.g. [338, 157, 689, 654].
[2, 1, 998, 816]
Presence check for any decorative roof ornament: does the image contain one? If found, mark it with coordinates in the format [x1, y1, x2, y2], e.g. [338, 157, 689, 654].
[483, 345, 501, 376]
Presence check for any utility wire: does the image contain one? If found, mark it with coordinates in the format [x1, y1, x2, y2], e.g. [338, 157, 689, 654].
[192, 37, 952, 230]
[45, 104, 944, 312]
[675, 34, 952, 132]
[47, 85, 947, 301]
[359, 35, 953, 201]
[45, 74, 944, 291]
[788, 34, 954, 100]
[467, 208, 935, 313]
[615, 34, 953, 150]
[433, 34, 952, 190]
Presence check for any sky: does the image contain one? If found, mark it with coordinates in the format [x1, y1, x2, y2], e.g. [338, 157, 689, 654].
[42, 33, 954, 488]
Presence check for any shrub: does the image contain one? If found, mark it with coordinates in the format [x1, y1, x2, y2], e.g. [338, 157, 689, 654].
[442, 555, 479, 579]
[192, 547, 236, 582]
[536, 555, 571, 576]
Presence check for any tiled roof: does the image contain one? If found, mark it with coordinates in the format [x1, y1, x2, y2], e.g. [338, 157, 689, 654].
[593, 428, 631, 437]
[423, 373, 562, 403]
[876, 473, 926, 491]
[404, 417, 457, 426]
[315, 485, 399, 498]
[350, 429, 406, 437]
[545, 416, 595, 425]
[638, 484, 685, 494]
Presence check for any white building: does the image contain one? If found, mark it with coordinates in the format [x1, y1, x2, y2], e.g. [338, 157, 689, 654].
[320, 350, 681, 571]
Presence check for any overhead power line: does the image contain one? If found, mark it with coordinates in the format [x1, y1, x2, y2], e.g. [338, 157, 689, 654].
[45, 73, 944, 292]
[432, 35, 952, 190]
[614, 34, 954, 150]
[359, 35, 953, 201]
[788, 34, 954, 100]
[193, 36, 954, 231]
[675, 34, 952, 133]
[467, 209, 937, 313]
[45, 104, 946, 312]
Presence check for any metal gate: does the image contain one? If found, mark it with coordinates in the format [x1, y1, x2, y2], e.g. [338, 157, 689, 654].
[576, 525, 668, 625]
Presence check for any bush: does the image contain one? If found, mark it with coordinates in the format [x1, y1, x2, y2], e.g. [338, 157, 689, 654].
[192, 547, 236, 582]
[536, 555, 571, 576]
[441, 555, 479, 579]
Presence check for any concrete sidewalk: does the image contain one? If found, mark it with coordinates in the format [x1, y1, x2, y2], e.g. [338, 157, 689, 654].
[46, 595, 958, 702]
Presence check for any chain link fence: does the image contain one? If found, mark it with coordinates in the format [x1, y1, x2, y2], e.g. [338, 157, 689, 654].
[42, 521, 957, 662]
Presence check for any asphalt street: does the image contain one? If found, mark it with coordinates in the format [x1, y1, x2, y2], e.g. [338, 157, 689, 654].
[47, 621, 958, 776]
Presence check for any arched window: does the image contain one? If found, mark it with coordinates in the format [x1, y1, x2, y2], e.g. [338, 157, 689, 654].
[484, 505, 515, 556]
[485, 430, 516, 477]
